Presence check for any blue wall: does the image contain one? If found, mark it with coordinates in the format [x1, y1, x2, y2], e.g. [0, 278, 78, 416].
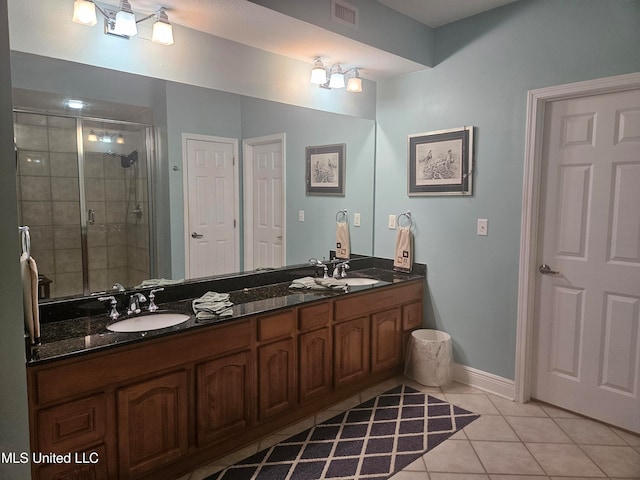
[374, 0, 640, 379]
[241, 96, 376, 264]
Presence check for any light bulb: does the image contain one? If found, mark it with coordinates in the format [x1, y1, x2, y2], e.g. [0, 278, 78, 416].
[72, 0, 97, 26]
[113, 1, 137, 37]
[346, 70, 362, 93]
[310, 57, 327, 85]
[329, 66, 345, 89]
[152, 20, 174, 45]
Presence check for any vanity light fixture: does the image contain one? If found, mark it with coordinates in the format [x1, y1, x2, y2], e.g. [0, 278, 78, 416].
[310, 57, 363, 93]
[72, 0, 174, 45]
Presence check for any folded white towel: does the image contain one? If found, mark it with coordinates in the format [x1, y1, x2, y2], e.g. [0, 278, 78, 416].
[393, 226, 413, 273]
[290, 277, 326, 289]
[192, 292, 234, 320]
[314, 277, 348, 291]
[336, 222, 350, 260]
[289, 276, 347, 291]
[21, 253, 40, 345]
[136, 278, 184, 288]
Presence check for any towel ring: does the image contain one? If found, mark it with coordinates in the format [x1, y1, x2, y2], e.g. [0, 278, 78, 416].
[336, 209, 349, 224]
[397, 211, 414, 230]
[19, 226, 31, 259]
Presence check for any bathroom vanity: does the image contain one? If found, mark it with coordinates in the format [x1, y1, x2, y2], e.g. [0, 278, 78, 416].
[26, 258, 425, 480]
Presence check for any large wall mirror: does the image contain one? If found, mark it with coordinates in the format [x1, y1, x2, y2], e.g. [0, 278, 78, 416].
[10, 52, 376, 301]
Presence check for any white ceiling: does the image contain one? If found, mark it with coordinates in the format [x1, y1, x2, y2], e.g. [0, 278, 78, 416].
[95, 0, 518, 80]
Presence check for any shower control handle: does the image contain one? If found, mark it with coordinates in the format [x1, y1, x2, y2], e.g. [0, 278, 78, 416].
[191, 232, 203, 239]
[88, 209, 95, 225]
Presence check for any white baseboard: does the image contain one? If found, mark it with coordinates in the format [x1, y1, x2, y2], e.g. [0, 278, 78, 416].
[452, 363, 516, 400]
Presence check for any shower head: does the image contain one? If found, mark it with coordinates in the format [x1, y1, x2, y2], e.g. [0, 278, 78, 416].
[108, 150, 138, 168]
[120, 150, 138, 168]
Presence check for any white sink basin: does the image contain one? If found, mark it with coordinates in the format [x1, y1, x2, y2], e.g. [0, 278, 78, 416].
[107, 313, 190, 332]
[334, 277, 379, 286]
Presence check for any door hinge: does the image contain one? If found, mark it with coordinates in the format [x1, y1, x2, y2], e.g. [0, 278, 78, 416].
[234, 219, 237, 228]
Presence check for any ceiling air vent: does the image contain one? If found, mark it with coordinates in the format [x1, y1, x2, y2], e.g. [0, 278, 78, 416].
[331, 0, 359, 29]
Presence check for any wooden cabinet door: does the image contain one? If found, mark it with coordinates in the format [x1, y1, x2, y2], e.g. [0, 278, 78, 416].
[299, 327, 332, 403]
[117, 371, 188, 479]
[38, 445, 108, 480]
[258, 338, 295, 421]
[196, 351, 253, 446]
[371, 308, 402, 372]
[334, 317, 370, 387]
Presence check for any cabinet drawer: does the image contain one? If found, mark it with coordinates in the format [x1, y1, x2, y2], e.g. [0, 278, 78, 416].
[258, 310, 295, 341]
[37, 394, 106, 453]
[299, 301, 331, 331]
[334, 282, 423, 322]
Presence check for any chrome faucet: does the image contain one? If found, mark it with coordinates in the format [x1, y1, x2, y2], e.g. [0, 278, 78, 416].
[127, 293, 147, 315]
[98, 296, 120, 320]
[309, 258, 329, 278]
[333, 260, 350, 278]
[148, 288, 164, 312]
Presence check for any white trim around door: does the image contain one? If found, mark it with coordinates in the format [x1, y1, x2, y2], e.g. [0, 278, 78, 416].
[243, 133, 286, 271]
[515, 72, 640, 403]
[182, 133, 240, 279]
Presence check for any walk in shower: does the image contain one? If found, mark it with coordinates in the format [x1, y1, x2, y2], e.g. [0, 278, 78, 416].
[14, 112, 155, 299]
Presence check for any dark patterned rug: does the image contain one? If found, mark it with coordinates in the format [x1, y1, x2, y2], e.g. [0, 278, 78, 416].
[206, 384, 479, 480]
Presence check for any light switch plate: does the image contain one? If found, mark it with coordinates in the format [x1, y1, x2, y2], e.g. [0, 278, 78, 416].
[299, 210, 304, 222]
[388, 214, 396, 229]
[477, 218, 488, 236]
[354, 213, 361, 227]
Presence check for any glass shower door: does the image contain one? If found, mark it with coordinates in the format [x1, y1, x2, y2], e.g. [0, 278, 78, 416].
[81, 119, 152, 293]
[14, 111, 154, 299]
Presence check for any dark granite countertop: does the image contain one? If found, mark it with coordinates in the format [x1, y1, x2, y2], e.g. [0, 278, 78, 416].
[28, 261, 425, 365]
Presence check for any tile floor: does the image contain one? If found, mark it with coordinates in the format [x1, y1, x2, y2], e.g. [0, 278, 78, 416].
[180, 376, 640, 480]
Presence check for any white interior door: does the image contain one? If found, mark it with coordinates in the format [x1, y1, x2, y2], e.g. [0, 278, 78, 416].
[243, 134, 285, 270]
[532, 88, 640, 432]
[183, 135, 238, 279]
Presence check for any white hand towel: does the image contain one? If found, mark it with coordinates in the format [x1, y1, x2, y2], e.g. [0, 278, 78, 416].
[21, 253, 41, 345]
[393, 227, 413, 273]
[336, 222, 350, 260]
[192, 291, 234, 320]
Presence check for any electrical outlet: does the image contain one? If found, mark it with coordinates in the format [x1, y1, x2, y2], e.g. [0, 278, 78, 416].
[299, 210, 304, 222]
[477, 218, 488, 236]
[388, 214, 396, 229]
[354, 213, 361, 227]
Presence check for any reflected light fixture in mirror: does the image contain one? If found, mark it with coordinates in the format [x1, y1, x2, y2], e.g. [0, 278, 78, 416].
[88, 130, 125, 144]
[72, 0, 174, 45]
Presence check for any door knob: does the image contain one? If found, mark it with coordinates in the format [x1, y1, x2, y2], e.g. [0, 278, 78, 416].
[191, 232, 203, 239]
[539, 264, 560, 275]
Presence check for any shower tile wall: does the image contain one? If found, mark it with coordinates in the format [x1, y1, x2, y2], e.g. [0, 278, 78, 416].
[14, 112, 150, 299]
